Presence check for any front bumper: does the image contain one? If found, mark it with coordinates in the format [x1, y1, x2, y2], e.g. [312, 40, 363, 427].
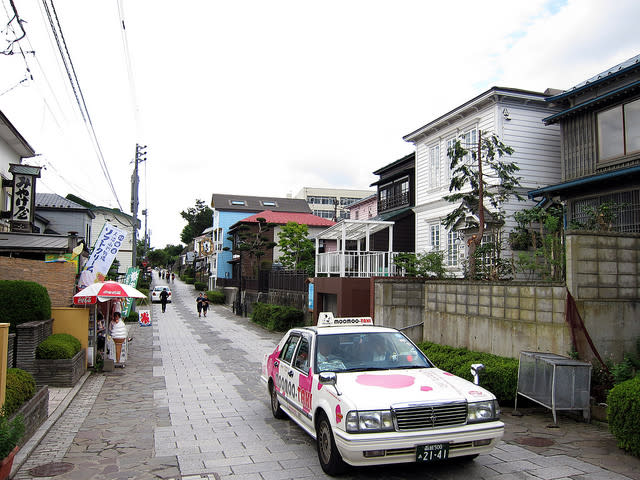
[333, 421, 504, 466]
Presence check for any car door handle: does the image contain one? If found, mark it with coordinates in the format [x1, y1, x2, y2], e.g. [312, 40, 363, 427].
[288, 370, 294, 377]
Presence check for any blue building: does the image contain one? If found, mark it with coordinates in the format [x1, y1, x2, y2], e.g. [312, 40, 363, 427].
[210, 193, 311, 283]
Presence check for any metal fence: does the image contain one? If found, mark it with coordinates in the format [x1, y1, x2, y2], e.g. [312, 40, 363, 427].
[269, 270, 308, 292]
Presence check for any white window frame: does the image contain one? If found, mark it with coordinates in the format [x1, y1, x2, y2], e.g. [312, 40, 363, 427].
[428, 144, 440, 189]
[446, 229, 459, 266]
[429, 224, 440, 252]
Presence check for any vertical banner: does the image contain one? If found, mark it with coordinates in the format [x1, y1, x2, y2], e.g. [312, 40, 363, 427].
[78, 222, 127, 289]
[138, 309, 151, 327]
[121, 267, 140, 317]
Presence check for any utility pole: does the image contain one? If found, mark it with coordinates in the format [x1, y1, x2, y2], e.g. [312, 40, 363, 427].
[131, 144, 147, 269]
[141, 208, 148, 259]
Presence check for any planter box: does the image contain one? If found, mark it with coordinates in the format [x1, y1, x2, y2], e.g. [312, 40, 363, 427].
[34, 349, 86, 388]
[10, 386, 48, 444]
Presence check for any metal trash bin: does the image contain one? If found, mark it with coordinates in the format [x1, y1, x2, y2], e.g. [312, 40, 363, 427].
[515, 351, 592, 423]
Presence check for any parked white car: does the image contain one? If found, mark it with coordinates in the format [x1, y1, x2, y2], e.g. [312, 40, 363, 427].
[261, 312, 503, 475]
[150, 285, 172, 303]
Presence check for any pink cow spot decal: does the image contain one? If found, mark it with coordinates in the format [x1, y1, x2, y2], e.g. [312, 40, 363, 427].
[442, 372, 455, 376]
[356, 374, 415, 389]
[336, 405, 343, 423]
[420, 386, 433, 392]
[468, 390, 484, 397]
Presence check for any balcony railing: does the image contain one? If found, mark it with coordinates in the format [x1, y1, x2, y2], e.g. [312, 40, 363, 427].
[316, 251, 404, 277]
[378, 192, 409, 212]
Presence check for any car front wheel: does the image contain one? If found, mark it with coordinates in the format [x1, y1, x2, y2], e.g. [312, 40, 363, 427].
[316, 413, 347, 476]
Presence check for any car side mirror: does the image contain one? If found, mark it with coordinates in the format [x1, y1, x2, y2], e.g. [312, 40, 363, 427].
[318, 371, 341, 396]
[470, 363, 485, 385]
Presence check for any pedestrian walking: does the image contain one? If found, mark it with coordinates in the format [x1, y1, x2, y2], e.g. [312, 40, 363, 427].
[202, 293, 209, 317]
[159, 287, 169, 313]
[171, 272, 175, 282]
[196, 292, 204, 317]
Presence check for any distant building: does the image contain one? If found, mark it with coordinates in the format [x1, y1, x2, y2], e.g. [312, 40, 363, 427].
[346, 194, 377, 220]
[210, 193, 311, 283]
[295, 187, 374, 221]
[35, 193, 95, 246]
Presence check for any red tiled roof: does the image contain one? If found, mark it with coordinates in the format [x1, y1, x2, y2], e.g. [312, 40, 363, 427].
[238, 210, 336, 227]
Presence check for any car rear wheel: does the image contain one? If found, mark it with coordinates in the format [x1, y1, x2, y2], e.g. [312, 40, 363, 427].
[316, 413, 347, 475]
[270, 383, 286, 419]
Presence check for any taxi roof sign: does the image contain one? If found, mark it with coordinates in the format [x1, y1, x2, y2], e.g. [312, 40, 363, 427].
[317, 312, 373, 327]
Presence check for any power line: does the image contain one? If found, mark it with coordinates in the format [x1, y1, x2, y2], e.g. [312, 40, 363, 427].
[41, 0, 124, 212]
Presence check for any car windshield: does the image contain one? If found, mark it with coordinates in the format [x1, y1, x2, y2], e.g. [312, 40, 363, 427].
[315, 331, 432, 373]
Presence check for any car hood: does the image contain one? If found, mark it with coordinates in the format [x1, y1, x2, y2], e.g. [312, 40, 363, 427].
[329, 368, 495, 409]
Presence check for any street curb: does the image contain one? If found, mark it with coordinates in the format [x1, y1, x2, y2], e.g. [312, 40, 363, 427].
[10, 371, 92, 478]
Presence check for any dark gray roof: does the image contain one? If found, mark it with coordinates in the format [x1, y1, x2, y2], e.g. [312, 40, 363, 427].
[0, 231, 69, 253]
[0, 110, 35, 158]
[36, 193, 85, 209]
[210, 193, 311, 213]
[547, 54, 640, 101]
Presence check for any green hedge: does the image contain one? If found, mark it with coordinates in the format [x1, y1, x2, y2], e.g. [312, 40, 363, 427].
[0, 280, 51, 332]
[194, 281, 208, 291]
[185, 277, 195, 285]
[125, 310, 139, 323]
[2, 368, 36, 417]
[418, 341, 519, 404]
[206, 290, 225, 304]
[251, 303, 305, 331]
[608, 375, 640, 457]
[35, 333, 82, 360]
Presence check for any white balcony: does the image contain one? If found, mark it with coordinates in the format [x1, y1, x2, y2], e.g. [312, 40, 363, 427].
[314, 219, 404, 278]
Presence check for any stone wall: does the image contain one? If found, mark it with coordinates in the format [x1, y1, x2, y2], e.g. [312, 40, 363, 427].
[11, 386, 49, 444]
[566, 231, 640, 361]
[0, 257, 77, 306]
[16, 319, 53, 375]
[373, 279, 424, 344]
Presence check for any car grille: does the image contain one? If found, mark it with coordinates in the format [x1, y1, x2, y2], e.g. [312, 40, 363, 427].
[393, 402, 467, 430]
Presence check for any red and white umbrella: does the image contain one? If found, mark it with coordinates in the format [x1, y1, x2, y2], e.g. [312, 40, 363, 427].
[73, 281, 146, 305]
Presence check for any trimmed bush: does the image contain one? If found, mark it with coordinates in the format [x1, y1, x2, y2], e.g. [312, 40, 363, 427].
[126, 310, 139, 323]
[3, 369, 36, 417]
[185, 277, 195, 285]
[607, 375, 640, 457]
[0, 280, 51, 332]
[35, 333, 82, 360]
[194, 281, 208, 291]
[418, 341, 519, 404]
[251, 303, 304, 331]
[206, 290, 225, 304]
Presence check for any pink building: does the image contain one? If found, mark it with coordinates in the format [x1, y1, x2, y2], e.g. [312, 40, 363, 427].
[347, 194, 377, 220]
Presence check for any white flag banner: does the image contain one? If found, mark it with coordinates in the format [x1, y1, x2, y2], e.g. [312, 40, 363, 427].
[78, 222, 128, 289]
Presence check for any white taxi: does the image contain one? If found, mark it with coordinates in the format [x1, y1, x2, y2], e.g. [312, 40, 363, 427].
[260, 313, 504, 475]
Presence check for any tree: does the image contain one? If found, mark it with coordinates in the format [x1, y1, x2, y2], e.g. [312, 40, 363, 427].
[444, 131, 523, 279]
[277, 222, 315, 274]
[227, 217, 277, 274]
[180, 199, 213, 244]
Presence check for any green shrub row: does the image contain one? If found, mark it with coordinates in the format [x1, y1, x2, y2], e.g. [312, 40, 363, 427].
[126, 310, 139, 323]
[417, 341, 519, 404]
[35, 333, 82, 360]
[251, 303, 305, 332]
[185, 277, 195, 285]
[194, 281, 208, 291]
[0, 280, 51, 332]
[607, 375, 640, 457]
[2, 368, 36, 417]
[206, 290, 225, 304]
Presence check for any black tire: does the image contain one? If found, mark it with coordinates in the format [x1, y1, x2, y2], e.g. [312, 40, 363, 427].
[270, 383, 286, 419]
[316, 412, 347, 476]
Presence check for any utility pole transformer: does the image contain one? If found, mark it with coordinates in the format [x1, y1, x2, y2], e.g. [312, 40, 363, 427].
[131, 144, 147, 269]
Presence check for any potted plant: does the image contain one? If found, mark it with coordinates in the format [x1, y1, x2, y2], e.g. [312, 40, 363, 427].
[0, 414, 24, 480]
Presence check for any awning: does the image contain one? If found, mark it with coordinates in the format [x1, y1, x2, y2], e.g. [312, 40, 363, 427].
[528, 165, 640, 200]
[313, 219, 394, 242]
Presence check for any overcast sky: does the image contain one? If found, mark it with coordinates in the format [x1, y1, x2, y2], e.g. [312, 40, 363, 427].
[1, 0, 639, 249]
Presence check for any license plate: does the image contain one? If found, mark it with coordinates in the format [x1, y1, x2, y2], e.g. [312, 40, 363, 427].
[416, 443, 449, 462]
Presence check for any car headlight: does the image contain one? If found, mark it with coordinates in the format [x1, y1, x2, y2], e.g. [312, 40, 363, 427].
[467, 400, 499, 423]
[346, 410, 394, 433]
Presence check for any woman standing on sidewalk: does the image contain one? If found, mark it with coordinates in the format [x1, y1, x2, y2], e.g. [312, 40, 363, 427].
[201, 294, 209, 317]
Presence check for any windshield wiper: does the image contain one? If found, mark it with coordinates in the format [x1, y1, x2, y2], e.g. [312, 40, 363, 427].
[343, 367, 389, 372]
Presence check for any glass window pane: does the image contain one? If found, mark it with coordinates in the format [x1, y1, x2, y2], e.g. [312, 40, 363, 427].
[598, 106, 624, 161]
[624, 99, 640, 154]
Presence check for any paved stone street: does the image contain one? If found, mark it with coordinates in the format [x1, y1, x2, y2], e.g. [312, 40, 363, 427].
[11, 277, 640, 479]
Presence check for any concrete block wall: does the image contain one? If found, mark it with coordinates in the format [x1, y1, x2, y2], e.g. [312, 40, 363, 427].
[0, 257, 77, 306]
[374, 279, 425, 345]
[374, 278, 570, 359]
[566, 231, 640, 361]
[16, 319, 53, 375]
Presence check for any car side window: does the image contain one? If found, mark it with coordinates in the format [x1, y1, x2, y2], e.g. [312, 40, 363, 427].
[293, 337, 310, 372]
[280, 334, 299, 364]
